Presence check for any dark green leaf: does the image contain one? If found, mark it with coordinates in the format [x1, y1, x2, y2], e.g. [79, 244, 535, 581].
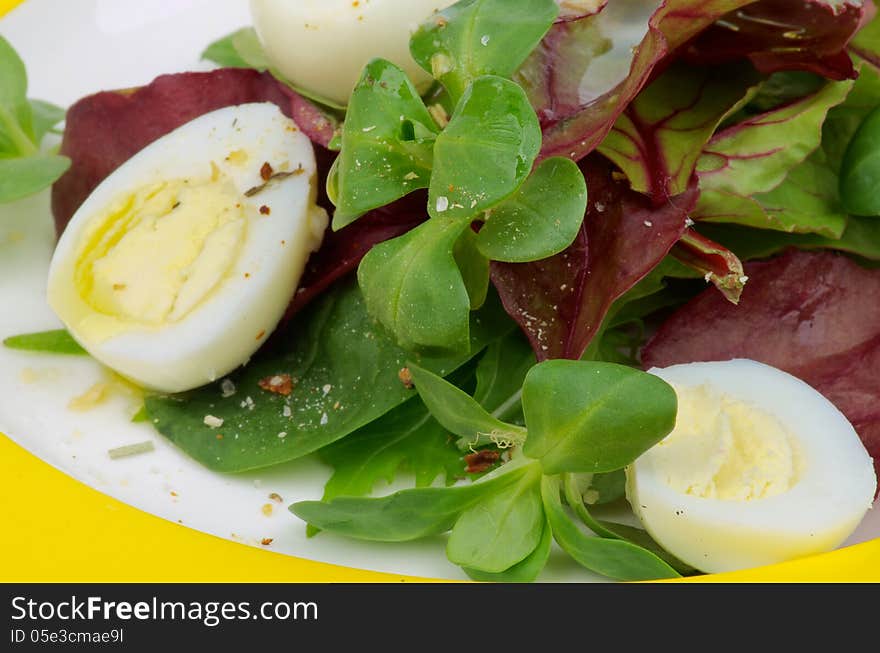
[462, 518, 551, 582]
[408, 363, 526, 447]
[145, 279, 513, 472]
[409, 0, 558, 102]
[541, 476, 679, 581]
[447, 464, 544, 572]
[291, 459, 536, 541]
[429, 75, 541, 221]
[595, 520, 698, 576]
[823, 59, 880, 173]
[840, 105, 880, 216]
[333, 59, 438, 228]
[358, 217, 472, 353]
[522, 361, 677, 474]
[3, 329, 86, 355]
[475, 157, 587, 262]
[0, 154, 70, 203]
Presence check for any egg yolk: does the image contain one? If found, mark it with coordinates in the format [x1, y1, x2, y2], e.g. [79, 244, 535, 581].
[649, 384, 802, 501]
[71, 172, 247, 341]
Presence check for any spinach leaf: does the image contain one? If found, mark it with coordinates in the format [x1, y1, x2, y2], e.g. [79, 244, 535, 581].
[333, 59, 438, 228]
[447, 464, 544, 573]
[291, 459, 537, 541]
[145, 279, 513, 472]
[0, 154, 71, 204]
[3, 329, 86, 355]
[840, 105, 880, 216]
[475, 157, 587, 263]
[429, 75, 541, 221]
[357, 217, 472, 353]
[409, 0, 558, 103]
[541, 476, 679, 581]
[408, 363, 527, 447]
[521, 361, 677, 475]
[462, 518, 551, 583]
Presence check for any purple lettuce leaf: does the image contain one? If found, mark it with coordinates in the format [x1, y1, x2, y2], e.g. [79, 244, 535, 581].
[530, 0, 870, 164]
[490, 155, 697, 361]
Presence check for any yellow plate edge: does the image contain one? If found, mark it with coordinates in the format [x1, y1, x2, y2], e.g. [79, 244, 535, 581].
[1, 0, 878, 584]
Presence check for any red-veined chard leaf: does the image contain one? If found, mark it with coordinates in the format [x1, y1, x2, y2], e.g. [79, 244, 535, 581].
[529, 0, 869, 163]
[51, 68, 334, 235]
[642, 249, 880, 481]
[490, 155, 697, 361]
[670, 228, 746, 304]
[597, 62, 761, 202]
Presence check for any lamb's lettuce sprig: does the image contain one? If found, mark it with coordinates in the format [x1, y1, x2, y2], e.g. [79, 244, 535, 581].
[330, 0, 588, 354]
[294, 359, 685, 582]
[0, 36, 69, 204]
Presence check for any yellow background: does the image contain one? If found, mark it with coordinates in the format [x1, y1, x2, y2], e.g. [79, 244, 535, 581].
[1, 0, 878, 583]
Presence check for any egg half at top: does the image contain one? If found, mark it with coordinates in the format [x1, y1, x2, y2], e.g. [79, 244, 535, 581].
[47, 103, 328, 393]
[250, 0, 457, 106]
[626, 359, 876, 574]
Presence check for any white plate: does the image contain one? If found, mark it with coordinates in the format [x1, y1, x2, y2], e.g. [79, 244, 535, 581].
[1, 0, 877, 582]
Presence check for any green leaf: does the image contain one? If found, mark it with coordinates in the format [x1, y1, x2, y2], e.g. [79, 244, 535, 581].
[447, 464, 544, 573]
[317, 396, 465, 503]
[475, 157, 587, 263]
[541, 476, 679, 581]
[145, 279, 513, 472]
[3, 329, 86, 355]
[28, 99, 65, 145]
[230, 27, 270, 70]
[700, 216, 880, 263]
[473, 331, 535, 424]
[840, 105, 880, 216]
[333, 59, 438, 228]
[697, 79, 854, 197]
[594, 520, 697, 576]
[0, 154, 71, 203]
[290, 459, 536, 541]
[0, 35, 29, 124]
[826, 64, 880, 172]
[429, 75, 541, 221]
[566, 470, 627, 507]
[358, 217, 472, 353]
[462, 518, 551, 582]
[201, 27, 253, 68]
[409, 0, 558, 103]
[453, 227, 490, 310]
[521, 361, 677, 475]
[598, 62, 761, 198]
[408, 363, 527, 447]
[696, 149, 849, 238]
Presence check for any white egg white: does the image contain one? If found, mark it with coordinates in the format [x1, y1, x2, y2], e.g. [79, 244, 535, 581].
[250, 0, 457, 106]
[627, 359, 877, 574]
[47, 103, 327, 393]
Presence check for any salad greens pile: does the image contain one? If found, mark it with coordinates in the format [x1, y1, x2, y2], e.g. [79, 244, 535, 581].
[5, 0, 880, 581]
[0, 35, 68, 203]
